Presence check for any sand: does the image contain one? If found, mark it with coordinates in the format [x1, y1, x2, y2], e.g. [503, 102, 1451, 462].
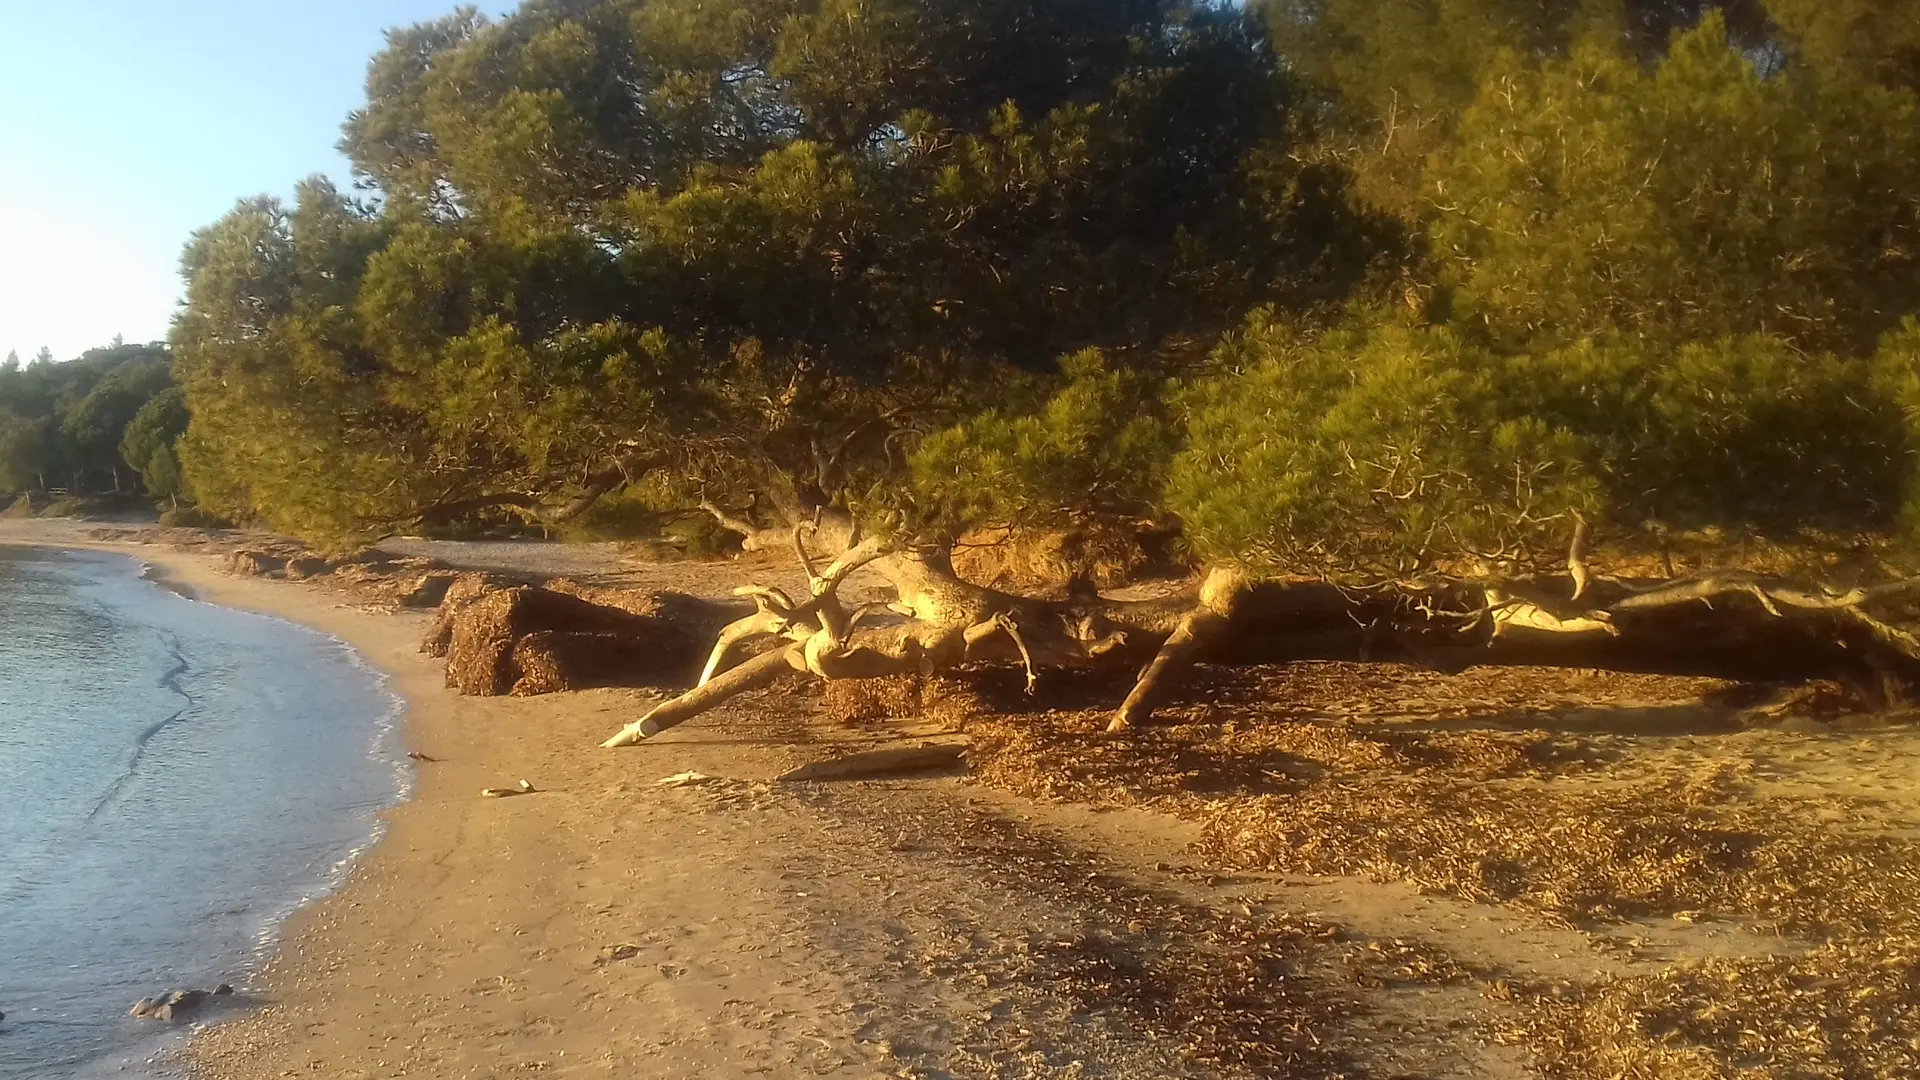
[6, 517, 1918, 1079]
[5, 521, 1346, 1079]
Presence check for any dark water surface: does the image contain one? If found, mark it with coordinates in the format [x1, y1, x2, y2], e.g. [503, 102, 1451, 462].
[0, 546, 406, 1078]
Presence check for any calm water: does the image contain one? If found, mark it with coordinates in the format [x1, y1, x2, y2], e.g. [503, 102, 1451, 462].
[0, 546, 406, 1078]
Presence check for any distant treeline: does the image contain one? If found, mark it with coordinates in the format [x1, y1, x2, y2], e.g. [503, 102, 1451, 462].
[170, 0, 1920, 574]
[0, 344, 186, 501]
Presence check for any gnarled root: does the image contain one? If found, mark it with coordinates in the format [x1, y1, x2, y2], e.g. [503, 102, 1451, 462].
[1109, 607, 1229, 732]
[699, 586, 800, 686]
[609, 499, 1920, 747]
[606, 519, 936, 746]
[603, 645, 802, 747]
[1108, 568, 1246, 732]
[603, 514, 1188, 745]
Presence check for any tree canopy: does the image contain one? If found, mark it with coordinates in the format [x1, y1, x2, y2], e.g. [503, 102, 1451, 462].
[172, 0, 1920, 579]
[0, 342, 180, 498]
[919, 5, 1920, 579]
[173, 0, 1384, 544]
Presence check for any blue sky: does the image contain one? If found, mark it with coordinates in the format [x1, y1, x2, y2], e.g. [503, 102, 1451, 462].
[0, 0, 478, 362]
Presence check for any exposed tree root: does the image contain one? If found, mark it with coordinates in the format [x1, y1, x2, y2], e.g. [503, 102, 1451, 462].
[1109, 569, 1244, 732]
[567, 504, 1920, 744]
[596, 508, 1185, 745]
[603, 645, 801, 746]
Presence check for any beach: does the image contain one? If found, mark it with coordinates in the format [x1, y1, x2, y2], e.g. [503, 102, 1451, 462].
[13, 529, 974, 1078]
[2, 521, 1290, 1079]
[4, 517, 1918, 1079]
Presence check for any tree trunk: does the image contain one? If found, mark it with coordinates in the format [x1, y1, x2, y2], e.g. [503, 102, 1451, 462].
[577, 501, 1920, 745]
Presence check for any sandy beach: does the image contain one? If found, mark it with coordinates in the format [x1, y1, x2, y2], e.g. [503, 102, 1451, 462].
[3, 521, 1315, 1079]
[5, 517, 1919, 1079]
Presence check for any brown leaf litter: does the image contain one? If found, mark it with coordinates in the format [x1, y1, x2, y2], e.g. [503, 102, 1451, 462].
[844, 660, 1920, 1079]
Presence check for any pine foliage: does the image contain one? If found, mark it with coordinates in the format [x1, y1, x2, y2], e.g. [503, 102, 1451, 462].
[167, 0, 1920, 578]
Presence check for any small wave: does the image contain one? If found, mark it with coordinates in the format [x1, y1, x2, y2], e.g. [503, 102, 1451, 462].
[0, 549, 413, 1080]
[244, 651, 411, 972]
[107, 567, 417, 978]
[83, 629, 199, 823]
[135, 561, 199, 602]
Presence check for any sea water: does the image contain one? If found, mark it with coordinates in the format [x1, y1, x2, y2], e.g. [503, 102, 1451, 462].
[0, 546, 407, 1077]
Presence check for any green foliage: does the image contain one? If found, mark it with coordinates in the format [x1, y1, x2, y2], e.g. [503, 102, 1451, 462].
[1170, 316, 1599, 578]
[120, 388, 191, 500]
[158, 503, 231, 529]
[179, 0, 1366, 546]
[173, 190, 418, 537]
[906, 349, 1174, 535]
[1257, 0, 1775, 218]
[1764, 0, 1920, 95]
[552, 478, 741, 555]
[1172, 315, 1917, 576]
[142, 445, 185, 504]
[173, 0, 1920, 580]
[1429, 14, 1920, 354]
[0, 417, 55, 494]
[0, 342, 178, 497]
[1149, 5, 1920, 578]
[65, 357, 170, 473]
[1499, 334, 1911, 535]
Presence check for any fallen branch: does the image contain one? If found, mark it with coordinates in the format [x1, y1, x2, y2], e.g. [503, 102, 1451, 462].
[569, 505, 1920, 745]
[604, 646, 802, 747]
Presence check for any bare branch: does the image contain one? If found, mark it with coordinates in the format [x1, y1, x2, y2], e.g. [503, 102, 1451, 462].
[700, 498, 763, 543]
[792, 523, 824, 584]
[1611, 572, 1866, 614]
[698, 610, 796, 687]
[411, 452, 665, 529]
[963, 613, 1039, 693]
[1567, 510, 1592, 602]
[604, 646, 802, 747]
[812, 534, 895, 597]
[733, 584, 798, 614]
[1485, 586, 1618, 639]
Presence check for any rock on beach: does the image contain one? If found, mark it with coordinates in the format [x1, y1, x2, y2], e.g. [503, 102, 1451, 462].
[130, 984, 233, 1021]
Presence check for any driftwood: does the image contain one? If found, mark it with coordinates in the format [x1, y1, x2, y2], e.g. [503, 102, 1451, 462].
[777, 744, 969, 782]
[591, 505, 1920, 746]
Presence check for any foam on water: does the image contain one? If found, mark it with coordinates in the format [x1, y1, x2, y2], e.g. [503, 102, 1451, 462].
[0, 546, 409, 1078]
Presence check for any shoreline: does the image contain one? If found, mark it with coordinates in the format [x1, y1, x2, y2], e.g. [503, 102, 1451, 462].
[0, 529, 440, 1078]
[109, 547, 434, 1080]
[0, 531, 424, 1080]
[0, 519, 1033, 1079]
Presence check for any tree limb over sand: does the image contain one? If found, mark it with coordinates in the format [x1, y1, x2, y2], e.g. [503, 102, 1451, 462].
[592, 510, 1920, 747]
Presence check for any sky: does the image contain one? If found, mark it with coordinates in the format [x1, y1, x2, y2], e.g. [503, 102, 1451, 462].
[0, 0, 478, 363]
